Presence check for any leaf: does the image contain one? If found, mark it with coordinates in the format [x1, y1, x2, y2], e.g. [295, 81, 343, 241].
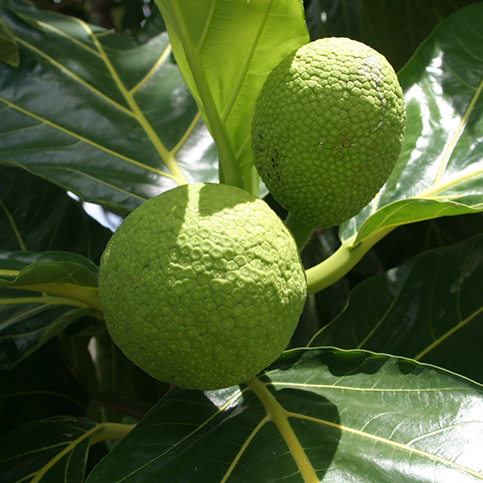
[310, 231, 483, 384]
[0, 251, 101, 368]
[0, 344, 91, 437]
[0, 16, 18, 67]
[0, 417, 97, 483]
[154, 0, 309, 190]
[0, 0, 217, 212]
[0, 416, 133, 483]
[340, 2, 483, 244]
[0, 166, 111, 263]
[85, 347, 483, 483]
[0, 251, 99, 288]
[87, 330, 153, 423]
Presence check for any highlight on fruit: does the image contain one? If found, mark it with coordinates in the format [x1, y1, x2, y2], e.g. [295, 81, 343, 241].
[251, 37, 407, 228]
[98, 183, 307, 390]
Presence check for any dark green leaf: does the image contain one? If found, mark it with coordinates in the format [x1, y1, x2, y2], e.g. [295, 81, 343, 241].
[304, 0, 482, 72]
[310, 231, 483, 384]
[0, 344, 91, 437]
[0, 417, 97, 483]
[0, 166, 112, 263]
[0, 251, 100, 368]
[0, 0, 217, 212]
[86, 347, 483, 483]
[0, 16, 18, 66]
[87, 330, 154, 423]
[340, 2, 483, 244]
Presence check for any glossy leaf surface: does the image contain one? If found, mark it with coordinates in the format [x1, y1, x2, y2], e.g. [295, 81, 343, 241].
[341, 2, 483, 243]
[0, 166, 111, 262]
[0, 251, 100, 368]
[0, 0, 217, 211]
[86, 348, 483, 483]
[154, 0, 309, 189]
[310, 231, 483, 384]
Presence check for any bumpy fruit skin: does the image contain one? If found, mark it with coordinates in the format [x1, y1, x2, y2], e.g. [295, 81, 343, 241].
[99, 183, 306, 390]
[251, 37, 406, 228]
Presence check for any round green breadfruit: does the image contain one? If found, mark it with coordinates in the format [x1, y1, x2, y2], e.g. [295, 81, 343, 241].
[251, 37, 406, 228]
[98, 183, 307, 390]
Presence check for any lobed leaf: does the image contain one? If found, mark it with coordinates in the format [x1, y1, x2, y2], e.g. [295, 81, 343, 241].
[85, 347, 483, 483]
[340, 2, 483, 243]
[0, 0, 217, 212]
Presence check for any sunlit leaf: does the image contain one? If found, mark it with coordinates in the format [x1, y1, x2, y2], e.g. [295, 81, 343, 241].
[154, 0, 309, 190]
[340, 2, 483, 244]
[0, 0, 217, 212]
[86, 347, 483, 483]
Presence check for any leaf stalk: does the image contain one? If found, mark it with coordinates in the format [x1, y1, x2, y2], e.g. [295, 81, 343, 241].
[6, 283, 102, 311]
[306, 226, 394, 295]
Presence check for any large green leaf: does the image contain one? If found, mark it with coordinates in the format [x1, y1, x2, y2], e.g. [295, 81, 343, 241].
[85, 348, 483, 482]
[0, 0, 217, 212]
[310, 231, 483, 384]
[339, 2, 483, 244]
[154, 0, 309, 190]
[0, 251, 100, 368]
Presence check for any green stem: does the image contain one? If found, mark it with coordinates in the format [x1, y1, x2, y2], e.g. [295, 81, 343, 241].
[247, 378, 319, 483]
[306, 226, 394, 295]
[243, 165, 260, 197]
[284, 213, 314, 251]
[7, 283, 102, 311]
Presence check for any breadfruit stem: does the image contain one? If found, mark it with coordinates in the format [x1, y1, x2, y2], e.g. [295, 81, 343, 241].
[306, 226, 394, 295]
[284, 213, 314, 251]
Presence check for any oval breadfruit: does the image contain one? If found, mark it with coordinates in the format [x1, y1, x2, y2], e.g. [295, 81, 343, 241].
[251, 37, 406, 228]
